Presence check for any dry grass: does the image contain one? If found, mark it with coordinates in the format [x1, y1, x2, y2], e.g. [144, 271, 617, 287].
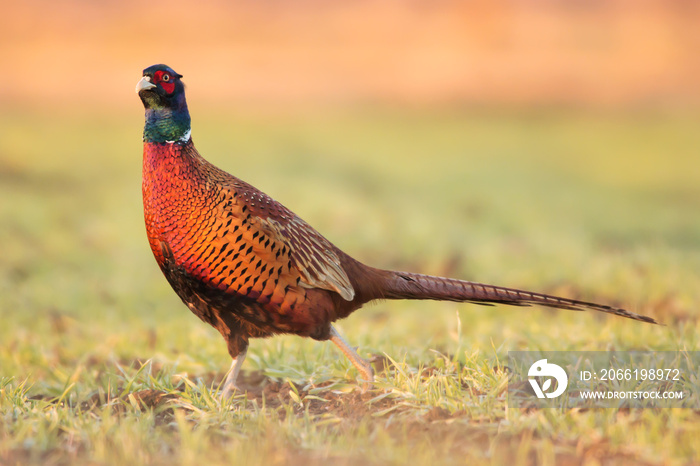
[1, 108, 699, 464]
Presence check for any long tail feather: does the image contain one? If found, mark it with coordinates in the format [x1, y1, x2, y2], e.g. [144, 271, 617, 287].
[379, 270, 658, 324]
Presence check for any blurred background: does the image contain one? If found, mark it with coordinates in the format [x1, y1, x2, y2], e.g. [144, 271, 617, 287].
[1, 0, 699, 372]
[3, 0, 699, 110]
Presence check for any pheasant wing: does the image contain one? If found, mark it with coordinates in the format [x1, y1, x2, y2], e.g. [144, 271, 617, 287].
[216, 181, 355, 301]
[255, 215, 355, 300]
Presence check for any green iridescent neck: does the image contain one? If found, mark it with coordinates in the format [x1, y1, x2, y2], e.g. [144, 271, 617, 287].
[143, 106, 191, 144]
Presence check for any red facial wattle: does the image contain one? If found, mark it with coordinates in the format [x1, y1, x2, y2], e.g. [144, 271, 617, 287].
[153, 70, 175, 94]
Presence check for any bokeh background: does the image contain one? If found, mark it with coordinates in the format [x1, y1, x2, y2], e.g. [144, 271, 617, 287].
[3, 0, 700, 110]
[2, 1, 700, 463]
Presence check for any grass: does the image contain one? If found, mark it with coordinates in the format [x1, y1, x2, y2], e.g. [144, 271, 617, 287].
[1, 107, 699, 464]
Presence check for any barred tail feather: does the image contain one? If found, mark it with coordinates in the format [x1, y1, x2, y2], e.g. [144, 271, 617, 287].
[380, 271, 658, 324]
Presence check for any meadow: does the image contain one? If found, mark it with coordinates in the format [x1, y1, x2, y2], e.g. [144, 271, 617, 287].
[1, 107, 699, 464]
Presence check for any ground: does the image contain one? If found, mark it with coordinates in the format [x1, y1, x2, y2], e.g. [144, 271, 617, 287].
[1, 109, 699, 464]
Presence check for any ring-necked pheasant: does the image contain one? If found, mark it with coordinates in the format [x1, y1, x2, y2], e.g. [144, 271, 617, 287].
[137, 64, 657, 399]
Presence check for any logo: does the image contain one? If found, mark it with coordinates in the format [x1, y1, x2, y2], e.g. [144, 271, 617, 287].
[528, 359, 568, 398]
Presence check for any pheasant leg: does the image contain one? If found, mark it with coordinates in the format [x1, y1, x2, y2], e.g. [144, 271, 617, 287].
[329, 325, 374, 392]
[221, 347, 247, 400]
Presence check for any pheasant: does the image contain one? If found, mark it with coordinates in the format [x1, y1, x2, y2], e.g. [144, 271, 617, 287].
[137, 64, 657, 399]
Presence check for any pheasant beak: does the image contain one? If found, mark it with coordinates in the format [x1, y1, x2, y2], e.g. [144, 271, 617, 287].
[136, 76, 157, 94]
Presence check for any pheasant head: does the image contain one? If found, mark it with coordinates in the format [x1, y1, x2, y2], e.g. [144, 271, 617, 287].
[136, 64, 191, 144]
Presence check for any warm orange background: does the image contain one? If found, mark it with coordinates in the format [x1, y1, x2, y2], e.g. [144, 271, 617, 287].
[3, 0, 699, 111]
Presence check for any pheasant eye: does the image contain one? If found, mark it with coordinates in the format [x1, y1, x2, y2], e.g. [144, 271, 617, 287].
[162, 74, 170, 82]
